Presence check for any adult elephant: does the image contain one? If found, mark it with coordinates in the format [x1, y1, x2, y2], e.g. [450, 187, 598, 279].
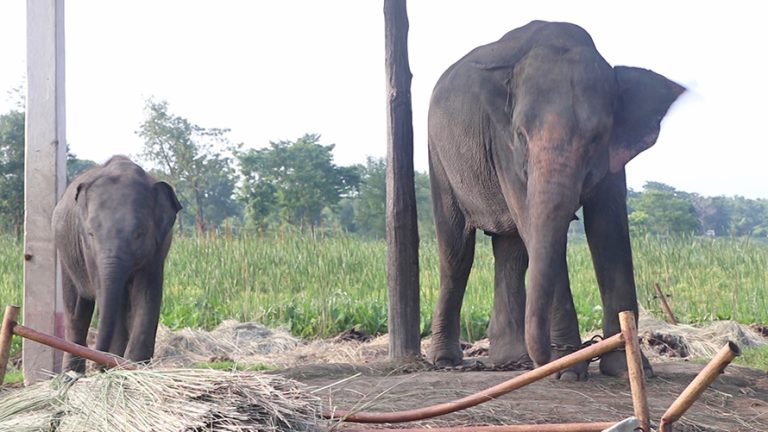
[427, 21, 684, 380]
[53, 155, 181, 372]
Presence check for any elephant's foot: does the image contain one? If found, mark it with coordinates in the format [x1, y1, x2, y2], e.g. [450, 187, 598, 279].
[599, 349, 654, 378]
[63, 353, 86, 374]
[427, 341, 464, 367]
[550, 342, 589, 381]
[489, 342, 532, 369]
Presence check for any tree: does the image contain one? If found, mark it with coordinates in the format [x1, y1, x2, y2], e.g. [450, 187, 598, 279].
[691, 194, 731, 236]
[0, 110, 25, 235]
[67, 151, 97, 180]
[353, 156, 433, 238]
[727, 196, 768, 237]
[413, 169, 434, 236]
[354, 157, 387, 237]
[137, 99, 240, 232]
[628, 182, 701, 235]
[237, 134, 359, 231]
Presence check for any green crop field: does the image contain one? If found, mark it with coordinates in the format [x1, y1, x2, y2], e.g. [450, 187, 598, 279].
[1, 231, 767, 365]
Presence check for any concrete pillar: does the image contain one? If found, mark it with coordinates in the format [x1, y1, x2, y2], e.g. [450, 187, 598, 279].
[23, 0, 66, 385]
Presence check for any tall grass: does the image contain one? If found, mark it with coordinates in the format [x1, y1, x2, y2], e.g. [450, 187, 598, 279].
[0, 234, 23, 357]
[1, 231, 766, 344]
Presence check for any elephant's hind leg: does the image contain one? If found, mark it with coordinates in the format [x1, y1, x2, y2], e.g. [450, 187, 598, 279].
[488, 233, 530, 366]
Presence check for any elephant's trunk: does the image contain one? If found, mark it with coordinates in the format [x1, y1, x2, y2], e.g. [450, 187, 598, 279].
[522, 158, 581, 367]
[94, 258, 129, 354]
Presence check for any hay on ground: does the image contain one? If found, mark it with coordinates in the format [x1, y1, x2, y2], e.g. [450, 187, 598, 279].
[154, 320, 300, 367]
[637, 313, 766, 359]
[150, 313, 767, 371]
[0, 368, 320, 432]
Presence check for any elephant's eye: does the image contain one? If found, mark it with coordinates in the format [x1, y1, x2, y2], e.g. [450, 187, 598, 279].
[134, 231, 145, 241]
[87, 231, 94, 238]
[515, 129, 528, 148]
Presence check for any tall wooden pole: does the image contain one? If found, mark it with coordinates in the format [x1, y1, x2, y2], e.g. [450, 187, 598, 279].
[384, 0, 420, 360]
[24, 0, 67, 384]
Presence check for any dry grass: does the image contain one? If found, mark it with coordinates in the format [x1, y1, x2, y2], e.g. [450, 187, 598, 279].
[3, 314, 762, 431]
[153, 320, 300, 367]
[0, 368, 320, 432]
[151, 311, 766, 371]
[637, 311, 766, 360]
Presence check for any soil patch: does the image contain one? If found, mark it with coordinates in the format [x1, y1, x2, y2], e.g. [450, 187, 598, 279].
[292, 361, 768, 431]
[148, 315, 768, 431]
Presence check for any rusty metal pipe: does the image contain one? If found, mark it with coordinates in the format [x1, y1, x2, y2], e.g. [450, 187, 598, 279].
[12, 321, 136, 370]
[618, 310, 649, 431]
[343, 422, 617, 432]
[324, 332, 625, 423]
[658, 341, 740, 432]
[0, 305, 20, 385]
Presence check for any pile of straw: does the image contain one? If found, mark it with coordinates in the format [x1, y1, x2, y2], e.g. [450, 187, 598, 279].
[638, 313, 766, 359]
[154, 320, 300, 367]
[149, 314, 767, 369]
[0, 368, 320, 432]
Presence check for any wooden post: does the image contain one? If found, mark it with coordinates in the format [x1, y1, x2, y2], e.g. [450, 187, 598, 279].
[383, 0, 420, 360]
[654, 282, 678, 325]
[659, 341, 740, 431]
[0, 305, 21, 385]
[23, 0, 67, 384]
[619, 311, 650, 432]
[13, 321, 136, 370]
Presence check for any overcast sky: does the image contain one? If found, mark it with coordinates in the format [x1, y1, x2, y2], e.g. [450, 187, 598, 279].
[1, 1, 766, 199]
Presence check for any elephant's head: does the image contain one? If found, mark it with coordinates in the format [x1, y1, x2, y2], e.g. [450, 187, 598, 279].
[482, 23, 684, 365]
[74, 160, 181, 315]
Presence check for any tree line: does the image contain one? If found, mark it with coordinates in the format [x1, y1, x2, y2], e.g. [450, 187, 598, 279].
[1, 101, 766, 238]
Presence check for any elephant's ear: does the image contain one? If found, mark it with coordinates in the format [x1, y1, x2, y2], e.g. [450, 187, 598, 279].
[74, 182, 88, 202]
[153, 181, 182, 241]
[73, 182, 92, 218]
[608, 66, 685, 173]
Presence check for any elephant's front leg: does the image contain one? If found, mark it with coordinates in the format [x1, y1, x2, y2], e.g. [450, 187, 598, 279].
[427, 156, 477, 367]
[583, 170, 652, 377]
[124, 265, 164, 363]
[429, 226, 476, 367]
[549, 264, 588, 381]
[488, 233, 530, 366]
[62, 272, 95, 373]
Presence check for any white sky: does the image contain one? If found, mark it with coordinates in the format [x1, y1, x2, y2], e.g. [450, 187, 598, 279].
[1, 1, 766, 199]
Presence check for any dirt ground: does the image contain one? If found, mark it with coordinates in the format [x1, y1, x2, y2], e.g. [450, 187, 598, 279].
[147, 316, 768, 431]
[7, 318, 765, 431]
[284, 359, 768, 431]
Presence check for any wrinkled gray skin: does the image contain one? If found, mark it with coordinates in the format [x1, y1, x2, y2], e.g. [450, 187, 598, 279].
[427, 21, 684, 380]
[53, 156, 181, 372]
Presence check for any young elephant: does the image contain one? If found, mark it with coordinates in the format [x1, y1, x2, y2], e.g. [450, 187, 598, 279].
[53, 155, 181, 372]
[427, 21, 684, 379]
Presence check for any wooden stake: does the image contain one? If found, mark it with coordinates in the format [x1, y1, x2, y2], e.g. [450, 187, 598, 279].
[654, 283, 678, 325]
[619, 310, 650, 432]
[0, 305, 20, 385]
[383, 0, 421, 361]
[24, 0, 68, 385]
[12, 321, 136, 371]
[659, 341, 740, 431]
